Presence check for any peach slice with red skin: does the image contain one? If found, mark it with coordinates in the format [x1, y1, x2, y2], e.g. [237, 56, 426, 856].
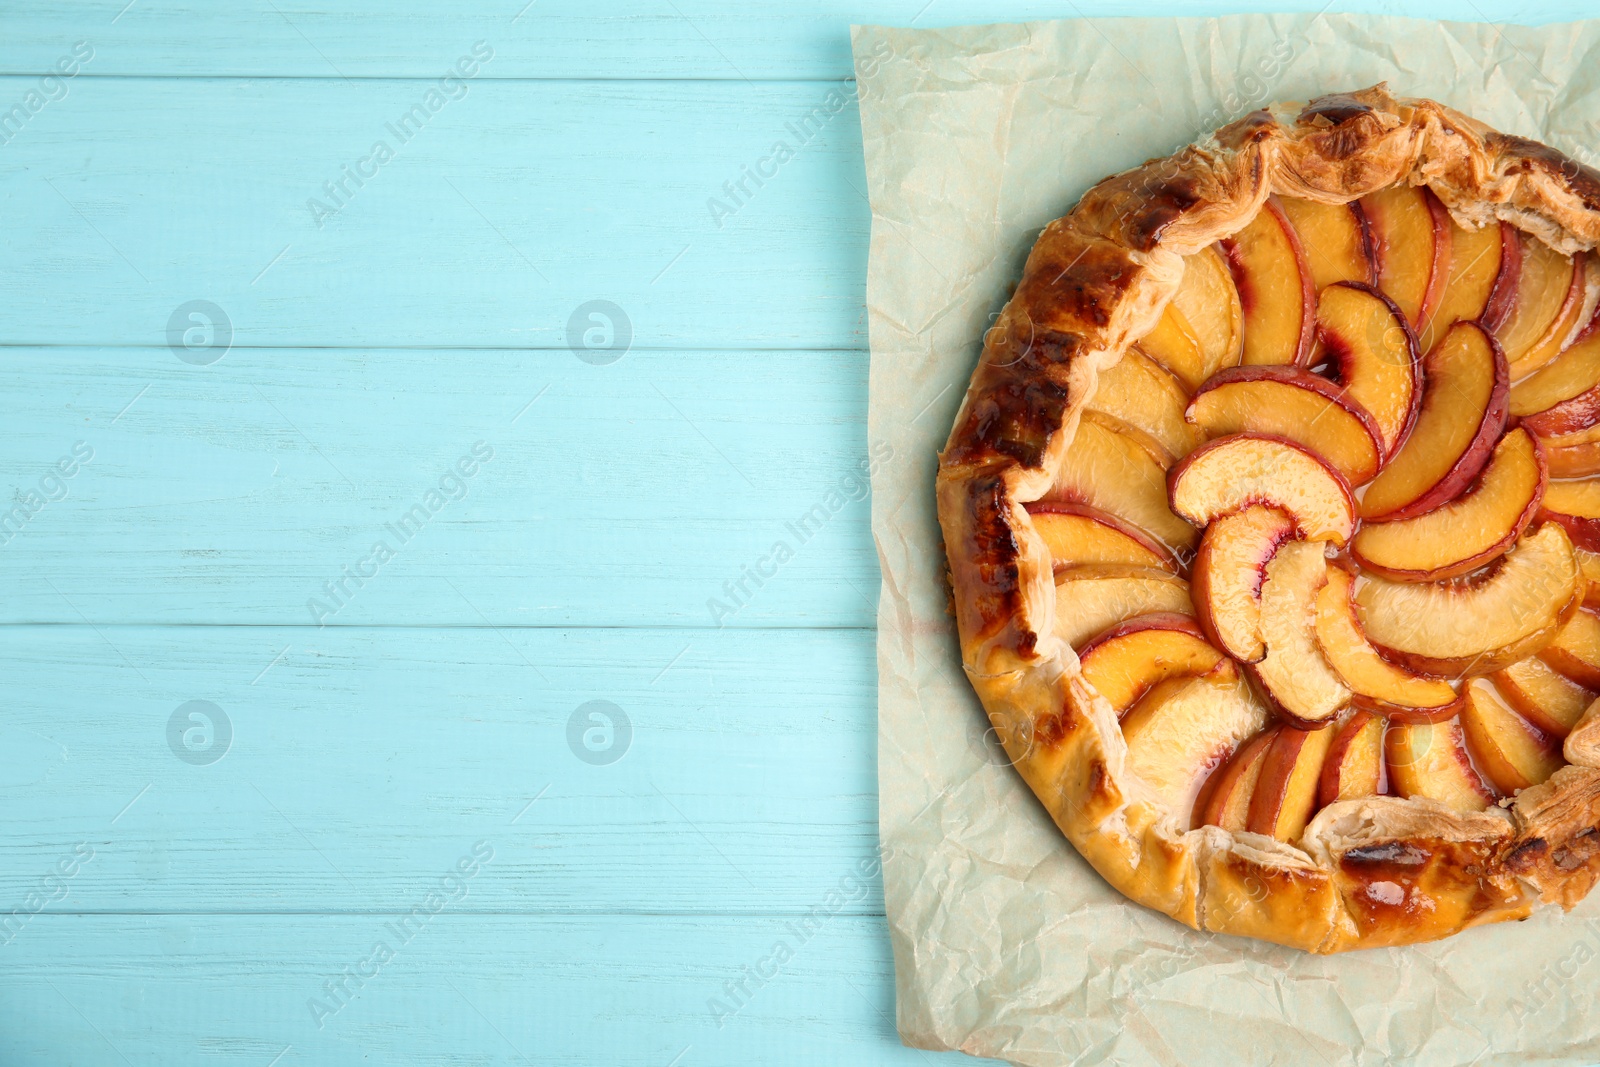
[1277, 197, 1374, 291]
[1168, 433, 1356, 545]
[1191, 506, 1297, 664]
[1221, 196, 1316, 368]
[1026, 502, 1180, 573]
[1418, 216, 1511, 354]
[1538, 607, 1600, 690]
[1173, 434, 1354, 663]
[1460, 680, 1564, 794]
[1496, 235, 1581, 376]
[1523, 375, 1600, 438]
[1532, 418, 1600, 450]
[1319, 710, 1385, 808]
[1249, 540, 1349, 727]
[1350, 428, 1547, 581]
[1314, 564, 1463, 722]
[1352, 524, 1583, 678]
[1315, 281, 1421, 456]
[1510, 307, 1600, 422]
[1354, 692, 1467, 726]
[1491, 657, 1596, 739]
[1120, 671, 1269, 820]
[1385, 718, 1497, 812]
[1538, 479, 1600, 552]
[1358, 321, 1509, 521]
[1077, 613, 1231, 717]
[1195, 727, 1276, 832]
[1052, 565, 1193, 650]
[1523, 377, 1600, 440]
[1362, 183, 1450, 331]
[1186, 366, 1384, 486]
[1246, 721, 1339, 842]
[1539, 424, 1600, 479]
[1138, 245, 1244, 390]
[1527, 360, 1600, 468]
[1480, 221, 1525, 334]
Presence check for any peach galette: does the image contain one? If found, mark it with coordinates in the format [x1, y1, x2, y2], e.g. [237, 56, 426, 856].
[938, 86, 1600, 952]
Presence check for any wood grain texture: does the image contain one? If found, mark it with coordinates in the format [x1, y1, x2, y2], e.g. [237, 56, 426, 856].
[0, 914, 970, 1066]
[0, 76, 870, 350]
[0, 1, 1576, 78]
[0, 347, 882, 625]
[0, 624, 921, 911]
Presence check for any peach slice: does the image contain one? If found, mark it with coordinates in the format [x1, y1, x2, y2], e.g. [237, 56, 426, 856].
[1138, 245, 1244, 390]
[1277, 196, 1374, 291]
[1491, 657, 1596, 739]
[1358, 321, 1509, 521]
[1191, 506, 1297, 663]
[1246, 722, 1338, 842]
[1082, 409, 1174, 467]
[1512, 260, 1590, 382]
[1087, 348, 1203, 460]
[1540, 424, 1600, 479]
[1418, 216, 1509, 354]
[1319, 711, 1385, 807]
[1251, 540, 1349, 727]
[1352, 524, 1582, 677]
[1538, 607, 1600, 690]
[1480, 222, 1526, 334]
[1542, 417, 1600, 452]
[1314, 565, 1463, 721]
[1047, 414, 1197, 552]
[1530, 395, 1600, 468]
[1121, 671, 1269, 820]
[1052, 565, 1193, 650]
[1221, 196, 1315, 367]
[1350, 428, 1546, 581]
[1186, 366, 1384, 486]
[1385, 718, 1496, 812]
[1195, 728, 1276, 832]
[1538, 479, 1600, 551]
[1510, 310, 1600, 421]
[1077, 613, 1231, 717]
[1496, 235, 1581, 375]
[1579, 547, 1600, 608]
[1362, 183, 1450, 330]
[1524, 376, 1600, 440]
[1460, 679, 1564, 794]
[1315, 282, 1421, 455]
[1027, 502, 1179, 572]
[1168, 434, 1356, 545]
[1135, 330, 1204, 394]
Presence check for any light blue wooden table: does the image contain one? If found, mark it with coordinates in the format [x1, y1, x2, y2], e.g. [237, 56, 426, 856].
[0, 3, 1584, 1063]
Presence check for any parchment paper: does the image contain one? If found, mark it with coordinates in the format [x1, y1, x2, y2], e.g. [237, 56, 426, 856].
[856, 14, 1600, 1066]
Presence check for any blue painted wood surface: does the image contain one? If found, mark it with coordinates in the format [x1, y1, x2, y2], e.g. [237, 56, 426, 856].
[0, 3, 1572, 1064]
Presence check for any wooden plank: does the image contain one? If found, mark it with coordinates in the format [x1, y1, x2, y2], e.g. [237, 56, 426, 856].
[0, 624, 922, 912]
[0, 77, 871, 350]
[0, 914, 994, 1065]
[0, 1, 1570, 79]
[0, 346, 886, 626]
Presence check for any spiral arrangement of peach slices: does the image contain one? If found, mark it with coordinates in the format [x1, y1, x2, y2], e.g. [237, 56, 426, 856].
[1028, 184, 1600, 844]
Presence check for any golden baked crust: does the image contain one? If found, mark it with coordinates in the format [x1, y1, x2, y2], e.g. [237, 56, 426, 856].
[937, 85, 1600, 952]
